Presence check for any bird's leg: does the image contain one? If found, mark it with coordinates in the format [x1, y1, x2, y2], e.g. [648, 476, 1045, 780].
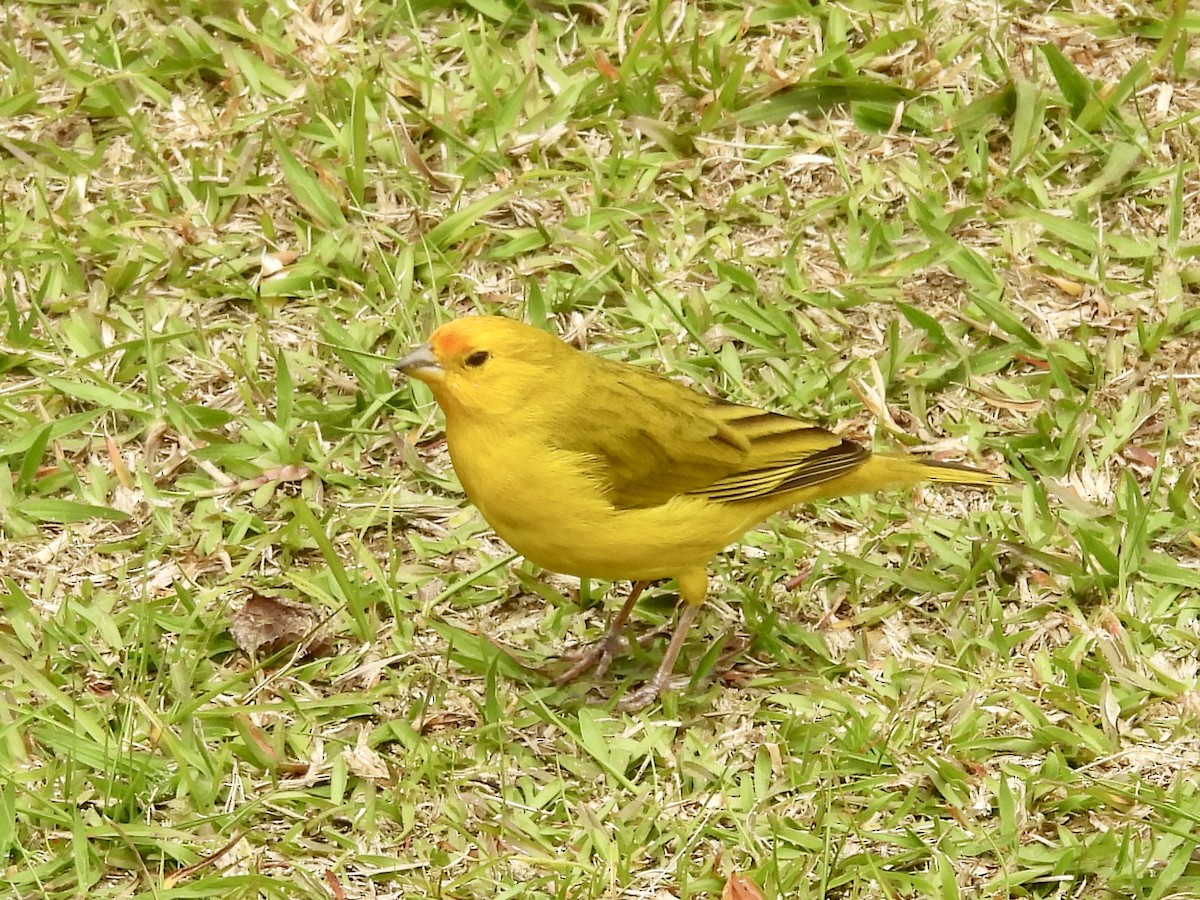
[617, 601, 701, 711]
[617, 567, 709, 711]
[554, 580, 649, 684]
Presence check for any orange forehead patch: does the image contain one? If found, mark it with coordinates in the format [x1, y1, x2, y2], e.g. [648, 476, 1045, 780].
[429, 322, 472, 359]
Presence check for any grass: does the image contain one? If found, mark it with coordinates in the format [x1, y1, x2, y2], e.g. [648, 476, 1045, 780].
[2, 0, 1200, 897]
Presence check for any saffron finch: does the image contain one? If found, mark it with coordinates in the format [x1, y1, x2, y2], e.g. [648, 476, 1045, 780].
[397, 316, 1003, 709]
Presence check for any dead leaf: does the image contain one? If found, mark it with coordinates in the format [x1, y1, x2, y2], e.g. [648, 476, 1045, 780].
[1030, 569, 1055, 587]
[1122, 444, 1157, 468]
[849, 358, 900, 433]
[782, 561, 812, 591]
[324, 870, 347, 900]
[342, 729, 391, 781]
[229, 594, 321, 657]
[594, 50, 620, 80]
[193, 464, 310, 498]
[164, 833, 251, 888]
[1043, 274, 1084, 297]
[260, 248, 301, 277]
[1014, 353, 1051, 370]
[724, 872, 765, 900]
[105, 433, 132, 488]
[976, 391, 1042, 413]
[1099, 675, 1121, 740]
[396, 115, 449, 191]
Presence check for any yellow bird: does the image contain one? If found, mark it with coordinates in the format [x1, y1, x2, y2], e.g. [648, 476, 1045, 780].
[397, 316, 1003, 708]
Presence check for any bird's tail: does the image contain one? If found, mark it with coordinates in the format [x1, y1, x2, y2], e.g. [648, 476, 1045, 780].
[868, 454, 1006, 489]
[787, 452, 1005, 503]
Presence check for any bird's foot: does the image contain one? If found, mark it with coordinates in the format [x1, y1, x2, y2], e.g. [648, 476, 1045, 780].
[615, 601, 703, 711]
[554, 625, 670, 685]
[616, 672, 672, 711]
[553, 633, 627, 684]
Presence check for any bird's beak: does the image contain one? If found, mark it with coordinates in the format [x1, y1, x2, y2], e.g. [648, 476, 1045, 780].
[395, 344, 443, 383]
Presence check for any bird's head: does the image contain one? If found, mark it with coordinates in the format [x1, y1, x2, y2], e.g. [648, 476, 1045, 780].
[396, 316, 572, 420]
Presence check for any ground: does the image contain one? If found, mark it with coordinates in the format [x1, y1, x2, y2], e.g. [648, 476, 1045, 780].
[2, 0, 1200, 898]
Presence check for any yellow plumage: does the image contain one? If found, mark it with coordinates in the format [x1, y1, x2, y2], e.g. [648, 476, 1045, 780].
[397, 316, 1003, 708]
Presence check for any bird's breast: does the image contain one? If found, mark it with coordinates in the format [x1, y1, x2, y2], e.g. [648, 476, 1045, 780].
[442, 421, 760, 581]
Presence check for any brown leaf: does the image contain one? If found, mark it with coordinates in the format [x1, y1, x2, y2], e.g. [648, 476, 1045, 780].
[1122, 444, 1157, 468]
[782, 561, 812, 591]
[10, 465, 65, 484]
[324, 870, 347, 900]
[1014, 353, 1050, 370]
[724, 872, 765, 900]
[342, 729, 391, 782]
[1043, 274, 1084, 297]
[193, 465, 310, 499]
[593, 50, 620, 81]
[1030, 569, 1055, 587]
[229, 594, 321, 657]
[397, 118, 449, 191]
[105, 434, 133, 489]
[260, 249, 301, 277]
[977, 391, 1042, 413]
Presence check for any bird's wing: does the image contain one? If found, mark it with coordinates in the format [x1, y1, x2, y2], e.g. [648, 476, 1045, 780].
[553, 358, 870, 509]
[693, 402, 871, 503]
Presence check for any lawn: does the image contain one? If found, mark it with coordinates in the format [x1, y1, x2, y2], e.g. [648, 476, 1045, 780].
[2, 0, 1200, 897]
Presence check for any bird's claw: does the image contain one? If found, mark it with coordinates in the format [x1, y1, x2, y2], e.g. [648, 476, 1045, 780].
[553, 635, 626, 684]
[616, 674, 671, 711]
[554, 625, 669, 685]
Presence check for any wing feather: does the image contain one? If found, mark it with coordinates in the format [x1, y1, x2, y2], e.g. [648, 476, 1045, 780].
[551, 356, 872, 509]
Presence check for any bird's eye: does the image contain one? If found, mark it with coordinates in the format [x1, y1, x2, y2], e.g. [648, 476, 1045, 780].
[465, 350, 490, 368]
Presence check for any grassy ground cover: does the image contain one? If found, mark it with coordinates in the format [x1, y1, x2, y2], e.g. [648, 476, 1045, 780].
[2, 0, 1199, 896]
